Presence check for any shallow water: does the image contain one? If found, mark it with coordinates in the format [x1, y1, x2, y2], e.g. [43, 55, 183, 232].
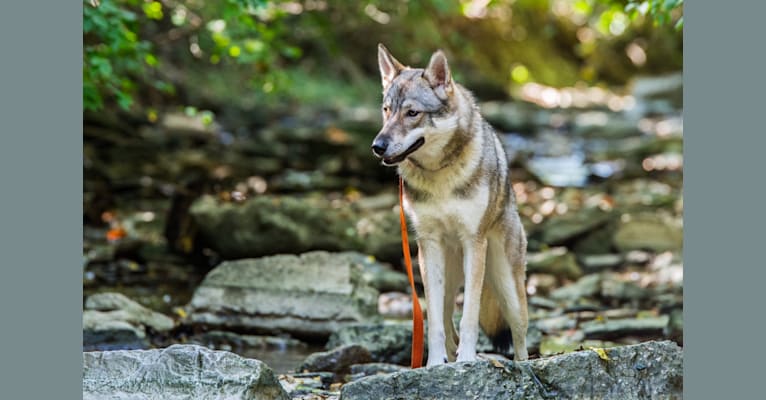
[236, 345, 326, 374]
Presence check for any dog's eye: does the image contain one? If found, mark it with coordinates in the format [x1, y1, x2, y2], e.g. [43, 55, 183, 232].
[406, 110, 420, 117]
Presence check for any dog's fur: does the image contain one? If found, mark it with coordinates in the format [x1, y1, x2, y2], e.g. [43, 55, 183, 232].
[372, 44, 529, 365]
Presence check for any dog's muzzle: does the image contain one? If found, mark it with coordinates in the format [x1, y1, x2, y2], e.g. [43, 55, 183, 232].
[371, 137, 426, 166]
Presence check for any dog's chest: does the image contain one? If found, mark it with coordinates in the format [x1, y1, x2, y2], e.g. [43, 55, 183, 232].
[405, 186, 489, 238]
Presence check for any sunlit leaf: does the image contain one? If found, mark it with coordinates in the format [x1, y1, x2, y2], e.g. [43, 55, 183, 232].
[143, 2, 163, 20]
[144, 54, 158, 66]
[589, 347, 610, 361]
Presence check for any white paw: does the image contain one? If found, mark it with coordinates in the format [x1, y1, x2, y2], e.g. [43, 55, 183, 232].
[426, 356, 447, 367]
[455, 351, 477, 362]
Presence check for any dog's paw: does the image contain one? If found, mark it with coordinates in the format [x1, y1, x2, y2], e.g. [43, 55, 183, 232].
[455, 351, 477, 363]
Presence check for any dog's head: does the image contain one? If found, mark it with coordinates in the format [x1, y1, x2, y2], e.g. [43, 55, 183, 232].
[371, 44, 459, 167]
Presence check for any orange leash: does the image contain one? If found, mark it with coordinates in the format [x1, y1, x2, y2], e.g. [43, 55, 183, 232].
[399, 176, 424, 368]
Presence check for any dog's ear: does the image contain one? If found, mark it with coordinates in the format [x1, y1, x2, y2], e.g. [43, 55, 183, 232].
[378, 44, 404, 89]
[424, 50, 453, 96]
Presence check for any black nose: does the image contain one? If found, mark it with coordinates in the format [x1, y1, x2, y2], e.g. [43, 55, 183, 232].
[371, 138, 388, 157]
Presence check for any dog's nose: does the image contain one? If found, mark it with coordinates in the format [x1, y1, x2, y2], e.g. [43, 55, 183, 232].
[371, 139, 388, 157]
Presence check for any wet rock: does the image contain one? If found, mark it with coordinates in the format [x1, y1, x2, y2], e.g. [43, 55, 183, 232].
[83, 344, 288, 400]
[581, 316, 670, 340]
[614, 213, 683, 253]
[187, 251, 380, 339]
[298, 344, 373, 374]
[527, 247, 583, 280]
[550, 274, 602, 303]
[340, 340, 682, 400]
[189, 195, 410, 264]
[83, 292, 175, 351]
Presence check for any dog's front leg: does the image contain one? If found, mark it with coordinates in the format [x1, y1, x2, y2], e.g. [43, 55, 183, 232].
[456, 236, 488, 362]
[417, 238, 448, 366]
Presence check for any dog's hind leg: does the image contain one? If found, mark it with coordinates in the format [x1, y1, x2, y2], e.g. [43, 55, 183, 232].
[456, 236, 488, 362]
[486, 230, 529, 361]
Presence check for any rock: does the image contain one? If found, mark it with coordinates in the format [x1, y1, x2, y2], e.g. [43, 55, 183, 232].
[278, 372, 336, 398]
[328, 322, 541, 365]
[550, 274, 602, 303]
[600, 274, 648, 301]
[526, 247, 583, 280]
[354, 254, 409, 292]
[158, 112, 219, 138]
[82, 314, 149, 351]
[666, 308, 683, 345]
[83, 292, 175, 351]
[533, 208, 613, 247]
[629, 72, 683, 110]
[298, 344, 373, 373]
[340, 341, 682, 400]
[187, 251, 380, 339]
[189, 195, 410, 263]
[479, 101, 539, 133]
[535, 315, 577, 334]
[580, 253, 624, 272]
[82, 344, 289, 400]
[581, 316, 670, 340]
[190, 331, 307, 351]
[326, 323, 414, 365]
[572, 111, 642, 138]
[378, 292, 419, 319]
[85, 292, 175, 332]
[613, 213, 683, 253]
[348, 363, 408, 380]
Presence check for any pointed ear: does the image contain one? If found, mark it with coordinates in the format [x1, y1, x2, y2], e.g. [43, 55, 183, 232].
[424, 50, 452, 89]
[378, 44, 404, 89]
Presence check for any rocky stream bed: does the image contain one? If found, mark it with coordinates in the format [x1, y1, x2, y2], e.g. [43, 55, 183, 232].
[83, 74, 683, 399]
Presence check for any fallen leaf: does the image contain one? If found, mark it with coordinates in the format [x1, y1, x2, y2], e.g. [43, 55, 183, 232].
[106, 227, 127, 241]
[589, 346, 610, 361]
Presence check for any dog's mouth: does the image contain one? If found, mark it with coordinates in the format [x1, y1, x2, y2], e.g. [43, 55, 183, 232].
[382, 137, 426, 166]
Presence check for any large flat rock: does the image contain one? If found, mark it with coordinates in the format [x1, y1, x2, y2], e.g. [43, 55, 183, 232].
[188, 251, 380, 339]
[340, 340, 682, 400]
[189, 194, 409, 263]
[83, 344, 288, 400]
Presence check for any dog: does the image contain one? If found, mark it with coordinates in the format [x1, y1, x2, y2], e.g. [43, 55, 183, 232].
[372, 44, 529, 365]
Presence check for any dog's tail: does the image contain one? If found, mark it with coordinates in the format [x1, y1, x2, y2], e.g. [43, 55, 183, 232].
[479, 281, 513, 353]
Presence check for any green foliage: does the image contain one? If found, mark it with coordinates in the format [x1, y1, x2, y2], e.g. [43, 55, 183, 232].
[83, 0, 683, 113]
[83, 0, 153, 111]
[83, 0, 300, 112]
[624, 0, 683, 29]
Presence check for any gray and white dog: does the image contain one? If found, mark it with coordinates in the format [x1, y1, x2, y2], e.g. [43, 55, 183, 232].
[372, 44, 529, 365]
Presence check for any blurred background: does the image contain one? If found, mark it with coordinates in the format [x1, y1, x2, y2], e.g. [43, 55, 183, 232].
[83, 0, 683, 381]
